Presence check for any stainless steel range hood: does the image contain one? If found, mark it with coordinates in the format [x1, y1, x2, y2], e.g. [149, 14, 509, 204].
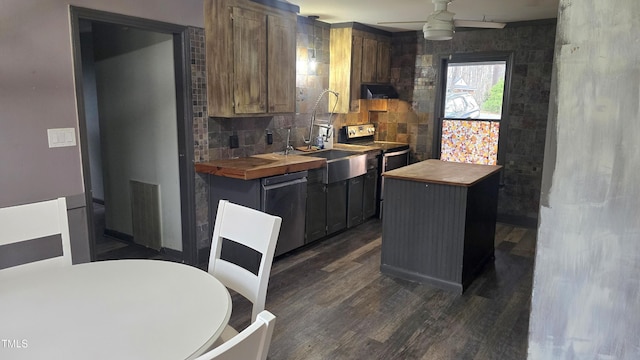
[361, 84, 399, 100]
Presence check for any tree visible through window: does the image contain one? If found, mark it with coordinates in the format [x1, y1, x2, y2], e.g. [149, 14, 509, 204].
[439, 59, 508, 165]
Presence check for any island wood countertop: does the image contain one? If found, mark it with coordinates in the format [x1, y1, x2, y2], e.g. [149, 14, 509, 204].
[383, 159, 502, 187]
[332, 143, 382, 154]
[195, 153, 326, 180]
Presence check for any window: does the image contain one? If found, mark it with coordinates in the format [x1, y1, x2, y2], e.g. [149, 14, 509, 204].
[435, 54, 512, 166]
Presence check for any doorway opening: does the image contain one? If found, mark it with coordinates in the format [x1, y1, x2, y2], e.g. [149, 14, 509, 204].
[69, 7, 197, 265]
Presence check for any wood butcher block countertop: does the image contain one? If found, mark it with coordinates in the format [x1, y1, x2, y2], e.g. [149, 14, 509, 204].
[293, 143, 382, 154]
[332, 143, 381, 154]
[195, 153, 326, 180]
[383, 159, 502, 186]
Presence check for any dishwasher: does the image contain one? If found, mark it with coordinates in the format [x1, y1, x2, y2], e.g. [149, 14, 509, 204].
[261, 171, 307, 257]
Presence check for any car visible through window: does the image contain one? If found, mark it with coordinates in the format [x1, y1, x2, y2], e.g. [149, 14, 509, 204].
[444, 93, 480, 119]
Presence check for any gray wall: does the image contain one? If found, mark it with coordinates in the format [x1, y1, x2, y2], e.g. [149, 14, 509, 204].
[0, 0, 203, 209]
[528, 0, 640, 358]
[0, 0, 203, 261]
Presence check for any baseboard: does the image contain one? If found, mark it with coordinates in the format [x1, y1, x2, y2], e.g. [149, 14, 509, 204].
[103, 229, 134, 242]
[380, 264, 463, 295]
[160, 247, 183, 262]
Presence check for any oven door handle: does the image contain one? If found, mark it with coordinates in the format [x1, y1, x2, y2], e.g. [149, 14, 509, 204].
[382, 148, 410, 172]
[383, 149, 410, 158]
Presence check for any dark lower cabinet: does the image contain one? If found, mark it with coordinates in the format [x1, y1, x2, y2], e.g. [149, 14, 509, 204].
[326, 180, 347, 235]
[305, 160, 378, 243]
[305, 170, 326, 243]
[363, 168, 377, 219]
[347, 175, 364, 228]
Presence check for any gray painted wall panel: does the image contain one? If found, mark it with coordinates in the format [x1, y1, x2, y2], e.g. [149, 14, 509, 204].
[529, 0, 640, 358]
[0, 0, 203, 208]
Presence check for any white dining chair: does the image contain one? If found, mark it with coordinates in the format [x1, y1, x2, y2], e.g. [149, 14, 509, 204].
[208, 200, 282, 343]
[194, 310, 276, 360]
[0, 197, 72, 277]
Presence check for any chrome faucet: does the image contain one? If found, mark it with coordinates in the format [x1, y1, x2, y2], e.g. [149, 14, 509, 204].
[284, 128, 294, 155]
[304, 89, 339, 150]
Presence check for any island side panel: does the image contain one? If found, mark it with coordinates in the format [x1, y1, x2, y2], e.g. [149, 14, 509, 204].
[381, 177, 468, 293]
[461, 171, 500, 287]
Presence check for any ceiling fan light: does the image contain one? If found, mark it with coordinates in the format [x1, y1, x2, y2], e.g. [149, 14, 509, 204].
[423, 3, 455, 41]
[423, 21, 453, 41]
[424, 29, 453, 40]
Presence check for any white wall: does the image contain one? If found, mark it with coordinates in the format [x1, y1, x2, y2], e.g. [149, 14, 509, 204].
[0, 0, 203, 207]
[96, 38, 182, 251]
[528, 0, 640, 358]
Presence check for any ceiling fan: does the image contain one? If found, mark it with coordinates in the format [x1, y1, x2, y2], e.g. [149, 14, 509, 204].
[378, 0, 506, 41]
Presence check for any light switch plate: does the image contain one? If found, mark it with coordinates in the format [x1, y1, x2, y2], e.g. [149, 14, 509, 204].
[47, 128, 77, 148]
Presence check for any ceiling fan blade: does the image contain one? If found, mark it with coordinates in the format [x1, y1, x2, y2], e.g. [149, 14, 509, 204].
[377, 20, 427, 25]
[453, 19, 506, 29]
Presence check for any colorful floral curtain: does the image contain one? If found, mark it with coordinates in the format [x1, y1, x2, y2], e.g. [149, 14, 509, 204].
[441, 120, 500, 165]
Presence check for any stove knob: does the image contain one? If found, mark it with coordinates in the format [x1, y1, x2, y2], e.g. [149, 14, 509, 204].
[368, 128, 374, 133]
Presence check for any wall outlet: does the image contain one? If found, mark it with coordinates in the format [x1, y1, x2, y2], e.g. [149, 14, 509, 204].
[229, 134, 239, 148]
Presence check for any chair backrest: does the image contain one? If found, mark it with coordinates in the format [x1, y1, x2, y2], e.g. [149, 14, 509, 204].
[194, 310, 276, 360]
[0, 197, 72, 276]
[208, 200, 282, 322]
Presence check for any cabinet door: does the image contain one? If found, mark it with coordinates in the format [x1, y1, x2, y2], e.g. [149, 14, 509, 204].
[347, 176, 364, 228]
[361, 38, 378, 83]
[232, 7, 267, 114]
[350, 35, 363, 112]
[267, 14, 296, 113]
[305, 182, 326, 243]
[376, 40, 391, 83]
[326, 180, 347, 235]
[363, 169, 378, 219]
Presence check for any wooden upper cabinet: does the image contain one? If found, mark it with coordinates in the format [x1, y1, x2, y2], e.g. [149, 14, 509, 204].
[267, 14, 296, 113]
[376, 40, 391, 83]
[233, 7, 267, 114]
[362, 38, 391, 84]
[350, 35, 363, 112]
[205, 0, 297, 117]
[361, 38, 378, 84]
[329, 26, 392, 113]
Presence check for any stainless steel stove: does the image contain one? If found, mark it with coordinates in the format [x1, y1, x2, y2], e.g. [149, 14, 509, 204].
[340, 124, 410, 154]
[339, 124, 410, 217]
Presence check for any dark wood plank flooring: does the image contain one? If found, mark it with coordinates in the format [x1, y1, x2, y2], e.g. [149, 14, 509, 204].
[95, 209, 535, 359]
[228, 219, 536, 360]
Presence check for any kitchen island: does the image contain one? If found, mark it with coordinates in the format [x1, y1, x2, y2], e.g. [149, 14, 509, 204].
[380, 159, 502, 294]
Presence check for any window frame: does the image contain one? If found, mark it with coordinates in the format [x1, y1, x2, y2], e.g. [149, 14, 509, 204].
[433, 52, 514, 166]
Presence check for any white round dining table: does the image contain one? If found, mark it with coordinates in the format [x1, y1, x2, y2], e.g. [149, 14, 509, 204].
[0, 259, 231, 360]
